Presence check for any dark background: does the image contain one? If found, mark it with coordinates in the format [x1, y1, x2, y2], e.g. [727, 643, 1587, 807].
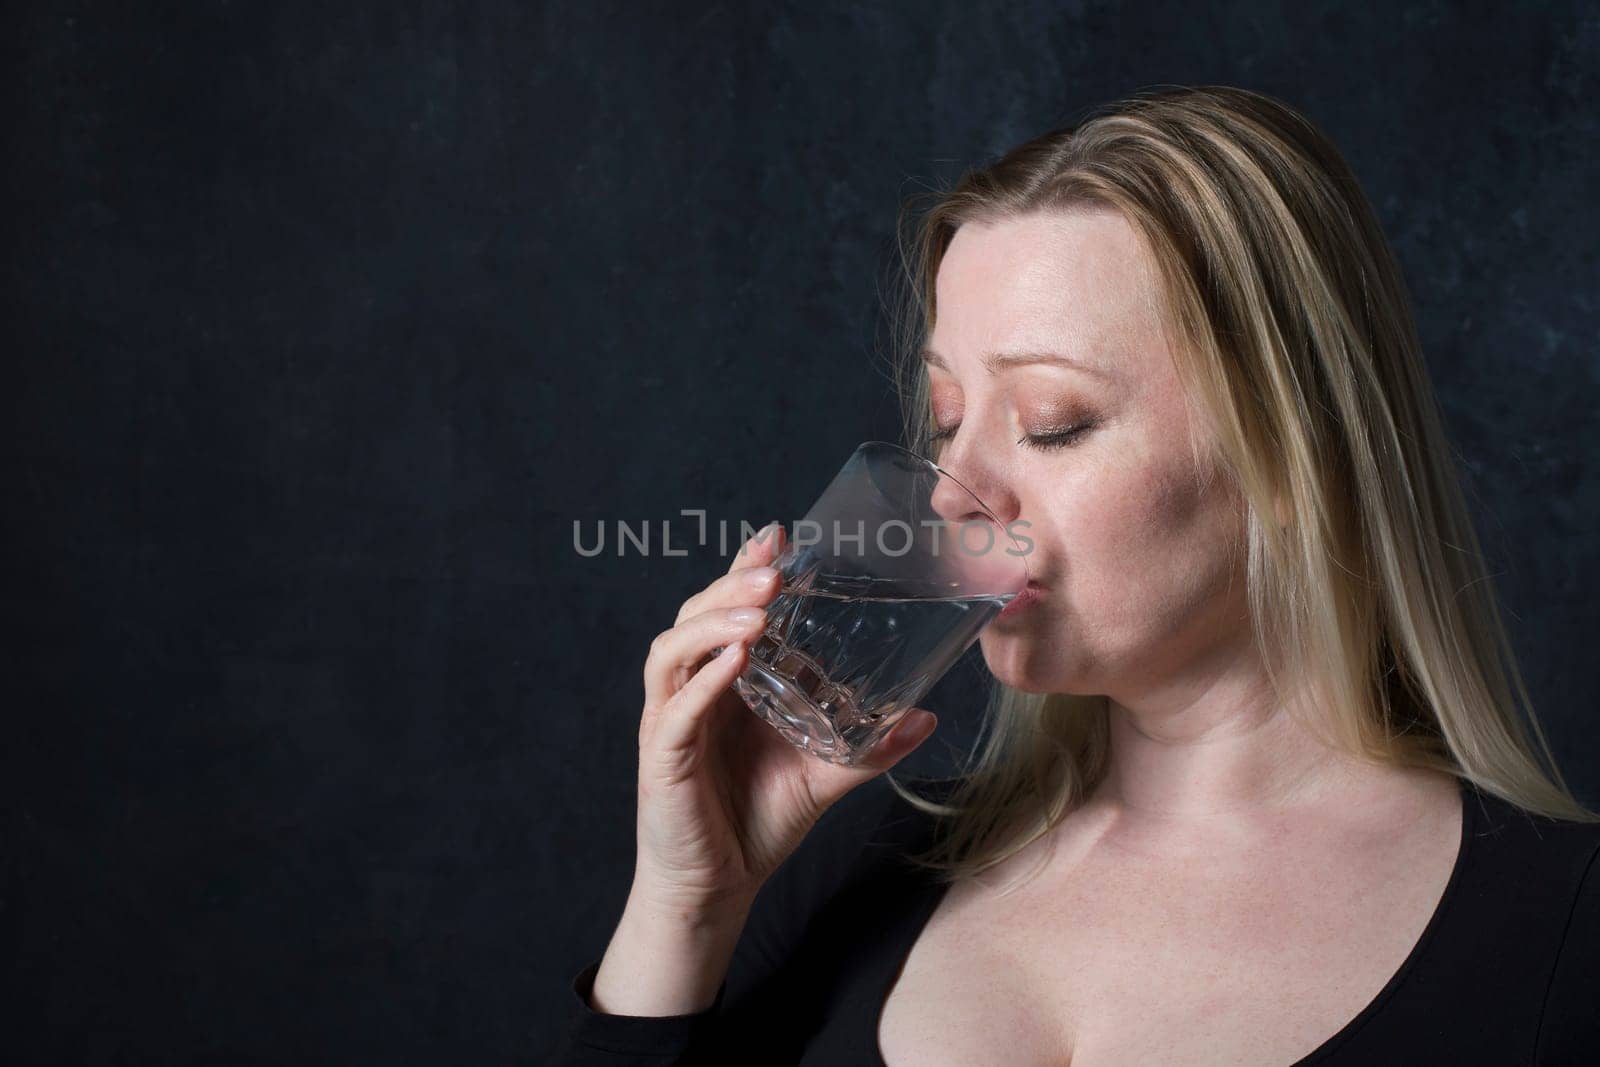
[6, 2, 1596, 1063]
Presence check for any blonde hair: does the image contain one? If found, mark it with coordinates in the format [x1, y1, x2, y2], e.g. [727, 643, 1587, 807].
[883, 85, 1596, 884]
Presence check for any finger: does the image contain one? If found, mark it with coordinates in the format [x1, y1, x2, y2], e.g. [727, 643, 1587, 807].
[650, 636, 753, 755]
[644, 607, 768, 710]
[675, 563, 782, 627]
[674, 523, 784, 626]
[802, 710, 940, 810]
[729, 521, 785, 574]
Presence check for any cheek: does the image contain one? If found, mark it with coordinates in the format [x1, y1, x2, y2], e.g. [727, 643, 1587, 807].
[1059, 451, 1243, 620]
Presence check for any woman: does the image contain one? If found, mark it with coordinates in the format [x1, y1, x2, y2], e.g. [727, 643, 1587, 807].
[548, 86, 1600, 1065]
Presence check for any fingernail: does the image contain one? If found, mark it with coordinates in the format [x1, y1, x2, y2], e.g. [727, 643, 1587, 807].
[743, 566, 777, 586]
[728, 607, 764, 624]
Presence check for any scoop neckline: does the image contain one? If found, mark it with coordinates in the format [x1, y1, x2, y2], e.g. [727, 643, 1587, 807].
[869, 775, 1475, 1066]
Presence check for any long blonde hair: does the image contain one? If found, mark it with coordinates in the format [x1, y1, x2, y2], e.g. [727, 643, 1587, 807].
[884, 85, 1596, 884]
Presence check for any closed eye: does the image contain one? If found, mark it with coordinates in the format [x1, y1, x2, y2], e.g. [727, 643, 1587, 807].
[929, 420, 1098, 451]
[1019, 421, 1097, 450]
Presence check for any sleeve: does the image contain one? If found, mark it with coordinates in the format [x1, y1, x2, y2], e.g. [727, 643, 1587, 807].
[537, 957, 726, 1066]
[1536, 837, 1600, 1065]
[541, 779, 903, 1066]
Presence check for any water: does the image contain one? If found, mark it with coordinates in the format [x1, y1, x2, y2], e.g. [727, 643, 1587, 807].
[733, 581, 1015, 765]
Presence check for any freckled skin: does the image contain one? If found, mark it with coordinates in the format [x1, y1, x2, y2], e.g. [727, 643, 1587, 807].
[924, 208, 1253, 703]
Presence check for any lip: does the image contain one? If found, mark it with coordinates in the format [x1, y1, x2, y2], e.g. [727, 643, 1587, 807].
[996, 582, 1044, 621]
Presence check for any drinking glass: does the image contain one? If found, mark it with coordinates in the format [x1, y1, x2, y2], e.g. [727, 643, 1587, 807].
[730, 441, 1029, 765]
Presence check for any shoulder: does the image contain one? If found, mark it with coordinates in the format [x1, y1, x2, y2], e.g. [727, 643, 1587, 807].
[1461, 782, 1600, 879]
[1535, 823, 1600, 1061]
[1454, 781, 1600, 922]
[1453, 783, 1600, 1057]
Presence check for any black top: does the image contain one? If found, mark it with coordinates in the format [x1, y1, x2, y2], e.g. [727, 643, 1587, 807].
[546, 775, 1600, 1065]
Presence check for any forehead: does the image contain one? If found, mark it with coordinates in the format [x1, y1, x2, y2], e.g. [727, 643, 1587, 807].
[928, 208, 1167, 378]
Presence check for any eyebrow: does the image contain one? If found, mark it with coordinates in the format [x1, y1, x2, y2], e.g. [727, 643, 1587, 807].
[920, 347, 1111, 380]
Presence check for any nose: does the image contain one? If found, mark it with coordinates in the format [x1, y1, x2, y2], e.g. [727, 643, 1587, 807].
[928, 448, 1019, 529]
[926, 446, 1029, 591]
[930, 468, 989, 526]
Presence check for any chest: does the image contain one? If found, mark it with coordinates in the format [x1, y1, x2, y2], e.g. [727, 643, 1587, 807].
[877, 809, 1462, 1066]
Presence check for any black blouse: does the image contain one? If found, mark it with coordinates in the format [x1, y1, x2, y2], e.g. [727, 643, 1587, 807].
[546, 775, 1600, 1065]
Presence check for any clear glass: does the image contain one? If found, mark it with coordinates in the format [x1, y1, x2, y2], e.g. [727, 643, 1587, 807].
[732, 441, 1029, 765]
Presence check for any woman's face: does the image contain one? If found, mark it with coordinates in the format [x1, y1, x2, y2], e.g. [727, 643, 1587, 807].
[924, 208, 1252, 699]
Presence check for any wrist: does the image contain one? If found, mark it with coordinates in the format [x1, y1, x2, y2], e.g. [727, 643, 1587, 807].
[628, 868, 762, 925]
[588, 892, 752, 1017]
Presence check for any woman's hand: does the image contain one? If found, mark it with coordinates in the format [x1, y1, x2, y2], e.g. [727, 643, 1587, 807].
[631, 522, 939, 919]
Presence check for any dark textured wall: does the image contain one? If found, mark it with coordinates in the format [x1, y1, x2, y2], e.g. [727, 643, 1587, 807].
[7, 2, 1596, 1063]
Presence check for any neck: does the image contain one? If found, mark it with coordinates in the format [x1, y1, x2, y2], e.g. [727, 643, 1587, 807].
[1092, 660, 1370, 822]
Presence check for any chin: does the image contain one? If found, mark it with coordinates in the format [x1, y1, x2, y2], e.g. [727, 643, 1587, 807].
[980, 621, 1107, 696]
[978, 632, 1068, 694]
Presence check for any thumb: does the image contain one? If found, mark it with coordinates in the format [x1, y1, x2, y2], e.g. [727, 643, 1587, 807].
[870, 709, 939, 767]
[807, 709, 939, 807]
